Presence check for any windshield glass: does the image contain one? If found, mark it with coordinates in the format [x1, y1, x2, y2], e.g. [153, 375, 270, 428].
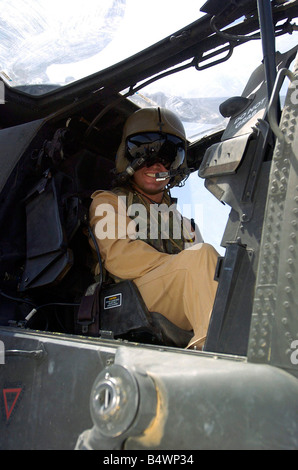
[129, 30, 298, 143]
[0, 0, 203, 92]
[1, 0, 296, 142]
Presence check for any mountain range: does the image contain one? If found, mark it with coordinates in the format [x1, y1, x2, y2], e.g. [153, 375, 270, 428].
[129, 91, 229, 140]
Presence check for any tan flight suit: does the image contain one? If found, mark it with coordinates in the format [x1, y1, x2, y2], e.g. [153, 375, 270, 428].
[89, 187, 219, 349]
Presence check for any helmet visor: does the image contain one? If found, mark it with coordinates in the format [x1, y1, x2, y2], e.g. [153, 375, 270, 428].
[126, 133, 185, 170]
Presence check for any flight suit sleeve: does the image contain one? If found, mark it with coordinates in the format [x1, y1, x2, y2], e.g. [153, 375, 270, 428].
[89, 191, 170, 280]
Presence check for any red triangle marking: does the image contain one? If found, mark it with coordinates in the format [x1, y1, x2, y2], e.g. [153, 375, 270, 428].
[3, 388, 22, 421]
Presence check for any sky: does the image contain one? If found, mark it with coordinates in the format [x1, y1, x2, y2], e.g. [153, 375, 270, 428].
[0, 0, 205, 87]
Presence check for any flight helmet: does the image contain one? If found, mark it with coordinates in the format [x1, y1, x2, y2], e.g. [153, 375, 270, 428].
[115, 107, 188, 187]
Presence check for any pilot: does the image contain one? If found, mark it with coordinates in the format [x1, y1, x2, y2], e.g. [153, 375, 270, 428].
[89, 107, 219, 349]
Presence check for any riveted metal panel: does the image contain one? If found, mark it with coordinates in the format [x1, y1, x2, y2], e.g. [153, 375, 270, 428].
[248, 53, 298, 376]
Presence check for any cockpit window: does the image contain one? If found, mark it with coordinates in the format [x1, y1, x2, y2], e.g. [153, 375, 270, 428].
[0, 0, 203, 93]
[0, 0, 297, 142]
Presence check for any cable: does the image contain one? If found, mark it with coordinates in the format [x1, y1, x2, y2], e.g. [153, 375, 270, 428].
[0, 289, 81, 324]
[0, 289, 36, 307]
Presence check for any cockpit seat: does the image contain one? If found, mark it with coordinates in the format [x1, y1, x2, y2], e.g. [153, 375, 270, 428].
[77, 279, 193, 348]
[19, 149, 192, 348]
[19, 150, 115, 291]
